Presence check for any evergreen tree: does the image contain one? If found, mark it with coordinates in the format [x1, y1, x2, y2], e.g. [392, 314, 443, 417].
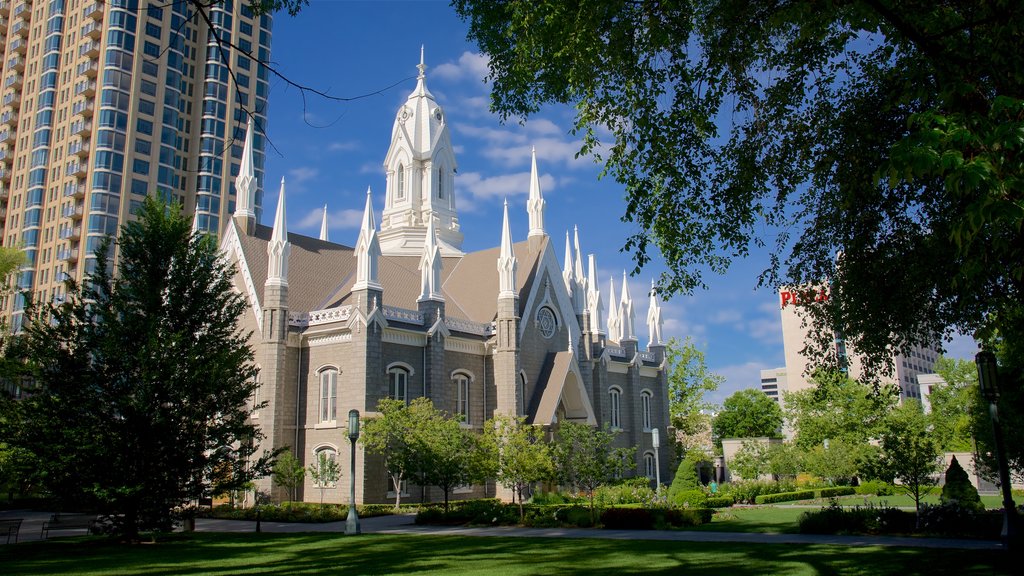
[940, 456, 983, 512]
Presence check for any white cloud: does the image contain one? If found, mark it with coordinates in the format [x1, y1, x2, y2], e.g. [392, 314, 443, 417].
[708, 361, 767, 405]
[710, 309, 742, 324]
[287, 166, 319, 185]
[295, 207, 364, 233]
[327, 141, 359, 152]
[457, 170, 556, 210]
[433, 51, 490, 83]
[358, 162, 383, 175]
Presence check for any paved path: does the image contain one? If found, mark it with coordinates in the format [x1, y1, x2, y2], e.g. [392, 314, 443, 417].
[3, 509, 1004, 551]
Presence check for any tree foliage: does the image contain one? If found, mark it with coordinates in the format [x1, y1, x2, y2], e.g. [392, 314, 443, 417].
[479, 415, 554, 520]
[552, 422, 634, 522]
[361, 397, 436, 510]
[271, 449, 305, 502]
[876, 401, 942, 523]
[454, 0, 1024, 379]
[940, 456, 982, 512]
[308, 451, 341, 507]
[3, 197, 272, 538]
[784, 372, 895, 450]
[712, 389, 783, 445]
[928, 357, 979, 452]
[665, 337, 721, 449]
[802, 439, 861, 487]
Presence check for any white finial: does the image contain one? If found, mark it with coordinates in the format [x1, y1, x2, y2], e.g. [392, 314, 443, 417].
[620, 270, 636, 341]
[607, 275, 620, 341]
[353, 186, 382, 291]
[527, 147, 546, 237]
[417, 44, 426, 80]
[319, 203, 329, 241]
[266, 177, 290, 287]
[647, 279, 663, 347]
[587, 254, 604, 335]
[562, 230, 574, 297]
[419, 216, 444, 302]
[573, 226, 587, 313]
[233, 116, 257, 222]
[498, 197, 518, 299]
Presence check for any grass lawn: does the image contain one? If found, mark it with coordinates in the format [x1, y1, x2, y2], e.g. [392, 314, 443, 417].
[0, 533, 1012, 575]
[696, 506, 806, 533]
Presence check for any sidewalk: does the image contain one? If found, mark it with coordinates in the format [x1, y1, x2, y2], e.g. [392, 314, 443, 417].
[3, 508, 1004, 550]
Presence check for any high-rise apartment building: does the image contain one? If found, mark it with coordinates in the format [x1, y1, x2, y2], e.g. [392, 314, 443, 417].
[0, 0, 271, 329]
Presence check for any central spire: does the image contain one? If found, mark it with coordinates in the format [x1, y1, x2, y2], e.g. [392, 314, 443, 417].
[380, 48, 463, 256]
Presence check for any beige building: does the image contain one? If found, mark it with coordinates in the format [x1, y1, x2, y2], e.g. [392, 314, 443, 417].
[225, 57, 674, 504]
[778, 286, 938, 401]
[0, 0, 271, 329]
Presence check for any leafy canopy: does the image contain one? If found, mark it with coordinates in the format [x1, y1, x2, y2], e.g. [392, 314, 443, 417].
[712, 389, 783, 444]
[454, 0, 1024, 378]
[783, 372, 896, 450]
[665, 337, 721, 437]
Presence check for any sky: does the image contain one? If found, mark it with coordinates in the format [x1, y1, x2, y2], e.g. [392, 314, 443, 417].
[255, 1, 977, 404]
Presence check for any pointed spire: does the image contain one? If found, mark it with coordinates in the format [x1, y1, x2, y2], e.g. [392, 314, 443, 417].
[562, 230, 574, 297]
[498, 198, 518, 299]
[233, 116, 257, 231]
[413, 44, 432, 98]
[353, 187, 382, 291]
[587, 254, 604, 335]
[319, 204, 329, 242]
[573, 226, 587, 313]
[620, 270, 636, 341]
[266, 177, 290, 287]
[527, 147, 546, 237]
[419, 216, 444, 301]
[647, 279, 663, 347]
[418, 44, 426, 79]
[607, 275, 621, 341]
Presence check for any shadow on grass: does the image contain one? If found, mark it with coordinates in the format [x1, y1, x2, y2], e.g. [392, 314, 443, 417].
[0, 533, 1014, 576]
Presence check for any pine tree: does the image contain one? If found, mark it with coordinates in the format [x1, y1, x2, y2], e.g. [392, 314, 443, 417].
[940, 456, 982, 511]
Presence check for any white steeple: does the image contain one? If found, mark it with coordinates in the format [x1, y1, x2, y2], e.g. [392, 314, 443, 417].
[266, 177, 290, 287]
[353, 187, 382, 291]
[619, 271, 636, 341]
[497, 198, 518, 299]
[418, 216, 444, 301]
[380, 48, 462, 256]
[233, 116, 257, 231]
[573, 226, 587, 313]
[527, 147, 546, 237]
[647, 279, 663, 347]
[562, 230, 574, 297]
[607, 275, 621, 341]
[319, 204, 329, 241]
[587, 254, 604, 335]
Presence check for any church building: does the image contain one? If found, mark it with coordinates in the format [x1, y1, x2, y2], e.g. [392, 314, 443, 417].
[221, 54, 673, 504]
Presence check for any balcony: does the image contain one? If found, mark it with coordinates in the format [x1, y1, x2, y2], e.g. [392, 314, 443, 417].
[0, 166, 8, 182]
[8, 37, 25, 55]
[76, 61, 98, 78]
[62, 204, 84, 219]
[78, 40, 101, 59]
[81, 20, 102, 40]
[67, 139, 89, 158]
[63, 180, 86, 198]
[83, 2, 103, 21]
[0, 110, 15, 126]
[70, 119, 91, 136]
[10, 19, 26, 38]
[3, 73, 21, 90]
[6, 55, 23, 72]
[0, 147, 8, 162]
[74, 80, 96, 98]
[58, 225, 81, 240]
[57, 248, 80, 263]
[0, 2, 9, 16]
[2, 92, 20, 108]
[65, 162, 86, 177]
[0, 130, 10, 144]
[12, 2, 25, 19]
[71, 100, 94, 118]
[0, 183, 7, 200]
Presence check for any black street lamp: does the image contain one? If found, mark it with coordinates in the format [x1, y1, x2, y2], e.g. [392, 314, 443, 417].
[345, 409, 361, 536]
[975, 350, 1017, 548]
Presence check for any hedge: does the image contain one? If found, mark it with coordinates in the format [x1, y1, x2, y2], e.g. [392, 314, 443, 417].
[754, 490, 816, 504]
[703, 496, 735, 508]
[600, 507, 712, 530]
[817, 487, 856, 499]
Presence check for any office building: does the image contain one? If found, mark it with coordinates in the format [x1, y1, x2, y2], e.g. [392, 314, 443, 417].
[0, 0, 271, 329]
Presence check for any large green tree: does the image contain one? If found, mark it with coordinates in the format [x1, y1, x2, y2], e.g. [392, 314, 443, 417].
[361, 397, 437, 510]
[4, 197, 272, 539]
[480, 415, 554, 521]
[928, 357, 978, 452]
[784, 372, 896, 450]
[712, 389, 783, 445]
[454, 0, 1024, 379]
[665, 337, 722, 454]
[875, 401, 942, 525]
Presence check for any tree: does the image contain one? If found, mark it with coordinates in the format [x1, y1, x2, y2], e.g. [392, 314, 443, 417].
[272, 449, 305, 503]
[307, 451, 341, 507]
[416, 408, 478, 512]
[876, 401, 942, 525]
[729, 440, 768, 482]
[667, 450, 708, 507]
[765, 443, 802, 481]
[971, 322, 1024, 483]
[480, 415, 554, 521]
[362, 397, 434, 510]
[712, 389, 783, 446]
[784, 372, 895, 450]
[665, 337, 722, 455]
[802, 439, 861, 486]
[552, 422, 634, 523]
[928, 357, 979, 452]
[940, 456, 982, 512]
[454, 1, 1024, 381]
[4, 197, 272, 539]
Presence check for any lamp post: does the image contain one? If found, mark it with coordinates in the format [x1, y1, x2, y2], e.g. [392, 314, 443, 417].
[975, 350, 1017, 548]
[345, 409, 361, 536]
[651, 428, 661, 497]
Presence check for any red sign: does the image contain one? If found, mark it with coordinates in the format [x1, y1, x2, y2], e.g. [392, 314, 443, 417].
[780, 288, 828, 308]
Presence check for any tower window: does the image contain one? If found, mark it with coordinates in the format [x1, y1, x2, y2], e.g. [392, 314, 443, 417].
[397, 164, 405, 200]
[437, 168, 443, 199]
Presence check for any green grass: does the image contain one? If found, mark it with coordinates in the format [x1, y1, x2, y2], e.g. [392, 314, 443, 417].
[0, 533, 1012, 575]
[696, 506, 806, 533]
[774, 493, 1006, 509]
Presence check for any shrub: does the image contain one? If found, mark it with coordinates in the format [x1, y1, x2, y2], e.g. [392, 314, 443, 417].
[600, 507, 655, 530]
[721, 479, 797, 504]
[854, 480, 895, 496]
[703, 496, 735, 508]
[798, 501, 914, 535]
[940, 457, 983, 511]
[669, 488, 707, 508]
[795, 473, 824, 488]
[530, 491, 582, 505]
[754, 490, 815, 504]
[664, 507, 713, 526]
[818, 486, 855, 498]
[595, 481, 656, 506]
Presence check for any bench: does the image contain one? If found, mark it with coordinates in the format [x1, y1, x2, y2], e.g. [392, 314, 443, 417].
[41, 514, 97, 539]
[0, 518, 22, 544]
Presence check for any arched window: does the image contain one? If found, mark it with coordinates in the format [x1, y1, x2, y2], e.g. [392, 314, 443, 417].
[251, 367, 262, 418]
[641, 390, 653, 431]
[644, 452, 656, 479]
[437, 167, 444, 199]
[454, 372, 470, 424]
[389, 367, 408, 403]
[318, 368, 338, 424]
[609, 387, 621, 428]
[519, 371, 528, 413]
[311, 446, 339, 487]
[396, 163, 405, 200]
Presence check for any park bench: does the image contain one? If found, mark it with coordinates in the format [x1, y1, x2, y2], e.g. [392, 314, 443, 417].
[1, 518, 22, 544]
[40, 514, 97, 539]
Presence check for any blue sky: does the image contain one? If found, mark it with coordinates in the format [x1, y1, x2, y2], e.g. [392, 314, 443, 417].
[255, 1, 976, 404]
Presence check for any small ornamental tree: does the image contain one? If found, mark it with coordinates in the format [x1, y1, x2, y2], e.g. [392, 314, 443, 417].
[271, 449, 305, 502]
[416, 407, 477, 512]
[668, 451, 708, 507]
[877, 402, 942, 526]
[940, 456, 983, 512]
[308, 451, 340, 507]
[552, 422, 634, 523]
[481, 414, 554, 521]
[730, 440, 768, 481]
